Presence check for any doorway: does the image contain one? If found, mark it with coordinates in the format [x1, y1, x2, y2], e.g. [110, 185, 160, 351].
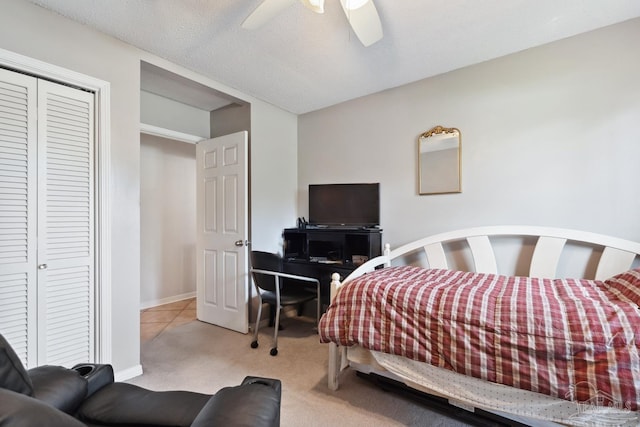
[139, 61, 251, 333]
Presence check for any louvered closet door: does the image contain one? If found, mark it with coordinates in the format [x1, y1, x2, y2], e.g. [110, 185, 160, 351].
[37, 80, 94, 366]
[0, 69, 37, 366]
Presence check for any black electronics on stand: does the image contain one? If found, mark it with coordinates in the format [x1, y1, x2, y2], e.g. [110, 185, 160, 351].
[283, 183, 382, 310]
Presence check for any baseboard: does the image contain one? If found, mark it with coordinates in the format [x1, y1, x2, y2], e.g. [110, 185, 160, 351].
[140, 292, 196, 310]
[115, 364, 143, 382]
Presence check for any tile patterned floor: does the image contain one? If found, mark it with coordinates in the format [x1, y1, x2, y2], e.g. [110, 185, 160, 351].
[140, 298, 196, 342]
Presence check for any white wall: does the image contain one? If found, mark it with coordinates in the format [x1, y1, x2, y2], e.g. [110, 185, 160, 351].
[0, 0, 298, 376]
[141, 91, 210, 138]
[298, 18, 640, 248]
[140, 135, 197, 307]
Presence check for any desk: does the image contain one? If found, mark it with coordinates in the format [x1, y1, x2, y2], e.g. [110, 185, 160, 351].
[281, 259, 356, 311]
[282, 227, 382, 312]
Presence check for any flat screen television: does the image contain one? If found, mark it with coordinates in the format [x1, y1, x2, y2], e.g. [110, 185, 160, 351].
[308, 183, 380, 227]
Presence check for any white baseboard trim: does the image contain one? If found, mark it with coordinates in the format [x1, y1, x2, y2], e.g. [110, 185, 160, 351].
[115, 364, 143, 382]
[140, 292, 196, 310]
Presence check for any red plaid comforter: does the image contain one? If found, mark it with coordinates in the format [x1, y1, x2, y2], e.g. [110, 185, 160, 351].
[319, 266, 640, 409]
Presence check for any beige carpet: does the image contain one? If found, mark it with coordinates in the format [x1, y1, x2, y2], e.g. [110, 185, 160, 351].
[127, 316, 473, 427]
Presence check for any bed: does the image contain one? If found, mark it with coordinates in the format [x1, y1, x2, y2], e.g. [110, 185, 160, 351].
[318, 226, 640, 426]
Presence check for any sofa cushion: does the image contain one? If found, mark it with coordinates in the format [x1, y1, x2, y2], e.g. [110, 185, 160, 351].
[0, 388, 85, 427]
[28, 365, 88, 414]
[0, 334, 33, 396]
[78, 382, 210, 427]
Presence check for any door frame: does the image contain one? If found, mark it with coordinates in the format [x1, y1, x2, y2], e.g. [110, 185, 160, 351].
[0, 48, 112, 364]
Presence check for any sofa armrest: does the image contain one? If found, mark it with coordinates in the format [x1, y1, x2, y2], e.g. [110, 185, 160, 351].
[28, 366, 87, 414]
[191, 377, 281, 427]
[241, 376, 282, 396]
[71, 363, 114, 398]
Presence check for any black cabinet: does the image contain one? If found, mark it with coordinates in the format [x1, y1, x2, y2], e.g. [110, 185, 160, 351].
[283, 227, 382, 265]
[282, 227, 382, 308]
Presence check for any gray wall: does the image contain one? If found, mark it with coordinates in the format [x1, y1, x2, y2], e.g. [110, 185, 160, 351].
[211, 104, 251, 138]
[249, 102, 300, 255]
[0, 0, 298, 377]
[298, 18, 640, 248]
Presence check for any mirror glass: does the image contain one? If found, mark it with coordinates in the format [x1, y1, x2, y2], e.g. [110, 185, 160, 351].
[418, 126, 461, 195]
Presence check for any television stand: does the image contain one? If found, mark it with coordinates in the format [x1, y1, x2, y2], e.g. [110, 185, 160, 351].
[305, 224, 380, 231]
[282, 227, 382, 309]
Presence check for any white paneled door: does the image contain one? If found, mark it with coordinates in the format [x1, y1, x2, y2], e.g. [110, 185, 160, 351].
[0, 68, 95, 368]
[196, 132, 248, 333]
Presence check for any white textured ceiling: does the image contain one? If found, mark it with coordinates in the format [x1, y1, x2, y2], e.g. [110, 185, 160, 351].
[27, 0, 640, 114]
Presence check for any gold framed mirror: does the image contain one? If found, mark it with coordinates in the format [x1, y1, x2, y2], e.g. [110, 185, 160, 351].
[418, 126, 461, 195]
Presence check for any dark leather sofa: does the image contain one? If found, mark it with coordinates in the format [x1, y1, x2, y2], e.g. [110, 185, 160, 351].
[0, 334, 281, 427]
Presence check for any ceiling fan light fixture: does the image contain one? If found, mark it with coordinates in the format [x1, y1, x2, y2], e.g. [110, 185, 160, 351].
[343, 0, 369, 11]
[301, 0, 325, 14]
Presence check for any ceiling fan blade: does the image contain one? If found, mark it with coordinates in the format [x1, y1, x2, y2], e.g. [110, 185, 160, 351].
[242, 0, 297, 30]
[339, 0, 383, 47]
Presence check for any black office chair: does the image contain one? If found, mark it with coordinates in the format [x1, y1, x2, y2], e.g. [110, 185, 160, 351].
[250, 251, 320, 356]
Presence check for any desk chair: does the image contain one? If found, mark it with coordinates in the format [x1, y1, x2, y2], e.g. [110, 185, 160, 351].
[250, 251, 320, 356]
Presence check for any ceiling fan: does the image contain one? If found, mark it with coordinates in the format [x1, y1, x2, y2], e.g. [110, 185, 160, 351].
[242, 0, 383, 47]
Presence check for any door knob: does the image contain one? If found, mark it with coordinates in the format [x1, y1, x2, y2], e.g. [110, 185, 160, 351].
[235, 240, 248, 247]
[38, 264, 48, 270]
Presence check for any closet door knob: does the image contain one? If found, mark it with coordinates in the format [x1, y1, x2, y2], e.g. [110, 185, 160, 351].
[38, 264, 48, 270]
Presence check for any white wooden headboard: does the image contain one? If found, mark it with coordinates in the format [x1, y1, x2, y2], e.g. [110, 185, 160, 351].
[330, 226, 640, 300]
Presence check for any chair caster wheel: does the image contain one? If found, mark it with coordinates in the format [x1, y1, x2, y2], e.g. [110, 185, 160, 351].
[251, 340, 259, 349]
[270, 348, 278, 356]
